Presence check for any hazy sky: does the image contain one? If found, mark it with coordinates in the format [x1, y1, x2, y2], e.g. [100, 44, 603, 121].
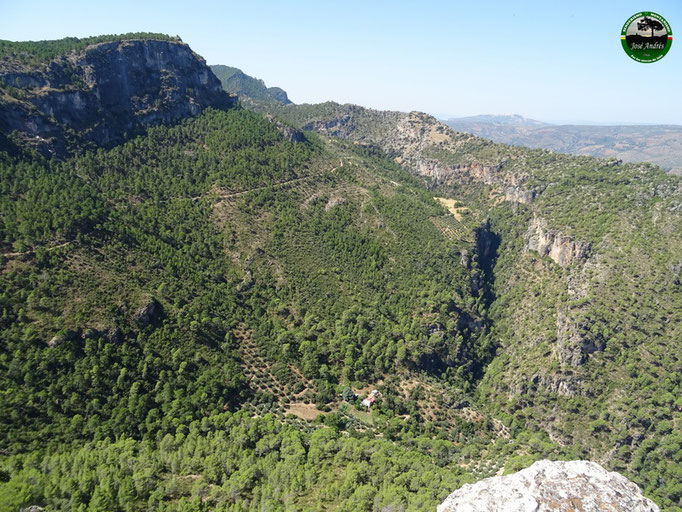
[1, 0, 681, 124]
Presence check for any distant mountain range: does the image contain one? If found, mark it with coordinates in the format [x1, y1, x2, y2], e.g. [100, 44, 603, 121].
[447, 114, 549, 127]
[444, 115, 682, 174]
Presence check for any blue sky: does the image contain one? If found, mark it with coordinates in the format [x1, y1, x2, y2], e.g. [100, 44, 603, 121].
[2, 0, 681, 124]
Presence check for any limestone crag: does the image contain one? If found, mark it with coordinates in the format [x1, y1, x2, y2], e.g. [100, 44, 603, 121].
[525, 216, 590, 267]
[0, 39, 234, 156]
[438, 460, 660, 512]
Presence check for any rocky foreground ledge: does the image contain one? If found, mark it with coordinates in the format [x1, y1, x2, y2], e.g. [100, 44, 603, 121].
[438, 460, 659, 512]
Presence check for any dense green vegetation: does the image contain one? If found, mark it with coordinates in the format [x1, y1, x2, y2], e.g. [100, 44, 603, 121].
[0, 33, 179, 65]
[2, 409, 588, 512]
[237, 100, 682, 510]
[0, 107, 514, 510]
[2, 48, 682, 510]
[0, 109, 312, 451]
[1, 412, 472, 511]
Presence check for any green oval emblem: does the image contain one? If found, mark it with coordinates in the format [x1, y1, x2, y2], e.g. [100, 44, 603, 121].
[621, 12, 673, 63]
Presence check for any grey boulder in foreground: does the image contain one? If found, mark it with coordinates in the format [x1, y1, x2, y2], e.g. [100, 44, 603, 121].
[437, 460, 659, 512]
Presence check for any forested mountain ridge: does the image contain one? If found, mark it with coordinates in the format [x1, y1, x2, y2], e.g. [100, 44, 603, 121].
[0, 34, 234, 158]
[1, 37, 525, 511]
[211, 65, 291, 106]
[0, 107, 519, 512]
[251, 100, 682, 509]
[1, 37, 681, 511]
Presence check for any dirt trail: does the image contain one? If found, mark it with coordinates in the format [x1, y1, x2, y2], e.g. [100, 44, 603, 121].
[2, 241, 71, 258]
[185, 158, 346, 203]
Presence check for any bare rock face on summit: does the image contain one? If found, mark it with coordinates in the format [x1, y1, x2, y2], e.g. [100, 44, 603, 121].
[437, 460, 659, 512]
[0, 38, 234, 157]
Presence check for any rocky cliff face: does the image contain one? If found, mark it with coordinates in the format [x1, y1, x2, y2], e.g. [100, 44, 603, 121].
[438, 460, 660, 512]
[0, 38, 235, 157]
[525, 216, 590, 267]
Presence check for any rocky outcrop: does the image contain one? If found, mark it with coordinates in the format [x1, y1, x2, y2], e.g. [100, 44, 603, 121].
[0, 38, 235, 157]
[302, 114, 357, 138]
[47, 324, 122, 347]
[539, 373, 585, 397]
[525, 216, 590, 266]
[438, 460, 659, 512]
[135, 297, 161, 327]
[47, 329, 79, 348]
[265, 114, 306, 142]
[503, 185, 541, 204]
[510, 370, 586, 398]
[556, 309, 605, 366]
[324, 196, 346, 211]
